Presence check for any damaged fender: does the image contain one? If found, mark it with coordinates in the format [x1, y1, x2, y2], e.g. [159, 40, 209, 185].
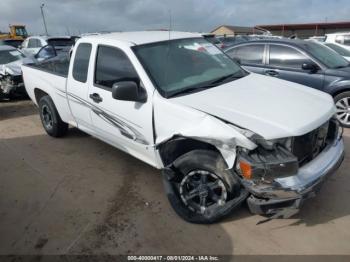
[153, 93, 257, 168]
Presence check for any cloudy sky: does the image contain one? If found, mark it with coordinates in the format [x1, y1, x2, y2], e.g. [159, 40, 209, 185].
[0, 0, 349, 35]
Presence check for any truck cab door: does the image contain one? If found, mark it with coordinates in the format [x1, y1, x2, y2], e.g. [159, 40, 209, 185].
[66, 42, 95, 134]
[87, 44, 157, 167]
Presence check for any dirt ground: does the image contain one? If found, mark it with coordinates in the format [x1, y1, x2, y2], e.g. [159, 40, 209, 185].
[0, 99, 350, 255]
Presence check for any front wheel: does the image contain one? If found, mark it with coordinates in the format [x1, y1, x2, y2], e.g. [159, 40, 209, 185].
[38, 95, 68, 137]
[163, 149, 248, 224]
[335, 91, 350, 128]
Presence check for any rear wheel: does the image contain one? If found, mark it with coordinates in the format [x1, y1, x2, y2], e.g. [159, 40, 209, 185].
[335, 91, 350, 128]
[38, 96, 68, 137]
[163, 149, 248, 224]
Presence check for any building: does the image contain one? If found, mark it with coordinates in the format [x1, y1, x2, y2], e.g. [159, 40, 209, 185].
[211, 25, 266, 36]
[257, 21, 350, 39]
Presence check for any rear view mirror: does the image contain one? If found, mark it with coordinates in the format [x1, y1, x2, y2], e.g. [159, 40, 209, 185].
[35, 45, 57, 62]
[112, 81, 147, 103]
[302, 62, 319, 73]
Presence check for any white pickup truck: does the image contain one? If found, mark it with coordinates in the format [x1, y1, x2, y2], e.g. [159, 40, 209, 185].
[22, 31, 345, 223]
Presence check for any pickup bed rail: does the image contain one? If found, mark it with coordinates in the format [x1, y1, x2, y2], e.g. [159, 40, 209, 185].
[25, 57, 69, 78]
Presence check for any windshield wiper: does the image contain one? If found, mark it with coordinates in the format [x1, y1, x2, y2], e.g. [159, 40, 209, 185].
[169, 72, 247, 98]
[334, 61, 350, 69]
[169, 84, 217, 97]
[209, 72, 246, 85]
[335, 64, 350, 69]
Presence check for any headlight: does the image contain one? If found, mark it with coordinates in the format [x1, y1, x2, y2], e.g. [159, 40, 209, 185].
[230, 125, 298, 181]
[236, 145, 298, 182]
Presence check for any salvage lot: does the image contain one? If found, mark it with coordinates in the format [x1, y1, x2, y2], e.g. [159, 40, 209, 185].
[0, 99, 350, 255]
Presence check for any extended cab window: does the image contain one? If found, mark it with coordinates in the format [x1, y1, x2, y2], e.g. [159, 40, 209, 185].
[94, 46, 138, 89]
[73, 43, 92, 83]
[227, 44, 264, 64]
[269, 45, 312, 69]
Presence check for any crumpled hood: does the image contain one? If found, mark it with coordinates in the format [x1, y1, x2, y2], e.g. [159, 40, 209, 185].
[0, 57, 33, 76]
[171, 73, 335, 140]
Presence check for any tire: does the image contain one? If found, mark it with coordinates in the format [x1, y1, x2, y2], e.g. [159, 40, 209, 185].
[334, 91, 350, 128]
[163, 149, 248, 224]
[38, 95, 68, 137]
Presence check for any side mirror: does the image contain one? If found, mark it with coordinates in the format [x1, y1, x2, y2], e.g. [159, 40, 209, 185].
[35, 45, 57, 62]
[112, 81, 147, 103]
[302, 62, 319, 73]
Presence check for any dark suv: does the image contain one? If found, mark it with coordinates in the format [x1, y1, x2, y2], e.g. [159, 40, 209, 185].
[224, 39, 350, 127]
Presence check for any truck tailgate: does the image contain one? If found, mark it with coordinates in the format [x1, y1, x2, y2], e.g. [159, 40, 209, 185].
[21, 64, 74, 125]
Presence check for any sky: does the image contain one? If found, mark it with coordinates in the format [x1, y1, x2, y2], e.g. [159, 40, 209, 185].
[0, 0, 349, 35]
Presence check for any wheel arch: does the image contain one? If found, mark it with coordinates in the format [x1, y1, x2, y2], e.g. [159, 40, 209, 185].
[34, 88, 48, 105]
[331, 87, 350, 98]
[157, 136, 221, 167]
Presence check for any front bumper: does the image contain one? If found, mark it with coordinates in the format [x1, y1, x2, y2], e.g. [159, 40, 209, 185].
[0, 75, 25, 96]
[243, 137, 345, 215]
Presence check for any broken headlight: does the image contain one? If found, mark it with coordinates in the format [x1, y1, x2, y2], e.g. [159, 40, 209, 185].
[236, 145, 298, 182]
[231, 125, 298, 182]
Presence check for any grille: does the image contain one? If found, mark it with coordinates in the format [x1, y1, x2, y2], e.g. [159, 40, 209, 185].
[291, 120, 338, 166]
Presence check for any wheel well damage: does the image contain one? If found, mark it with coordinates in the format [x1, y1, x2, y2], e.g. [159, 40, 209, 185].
[157, 137, 219, 167]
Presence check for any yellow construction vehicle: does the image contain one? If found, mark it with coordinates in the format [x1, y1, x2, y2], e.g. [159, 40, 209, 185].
[0, 25, 28, 40]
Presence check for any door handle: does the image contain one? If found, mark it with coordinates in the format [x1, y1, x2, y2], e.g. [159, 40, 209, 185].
[89, 93, 103, 103]
[265, 70, 279, 77]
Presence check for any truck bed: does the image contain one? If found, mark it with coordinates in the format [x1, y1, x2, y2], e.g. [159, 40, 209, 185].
[22, 58, 74, 126]
[26, 57, 70, 77]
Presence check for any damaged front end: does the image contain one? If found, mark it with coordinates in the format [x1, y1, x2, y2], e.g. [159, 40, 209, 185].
[234, 119, 345, 220]
[0, 73, 25, 98]
[154, 94, 344, 223]
[0, 50, 31, 99]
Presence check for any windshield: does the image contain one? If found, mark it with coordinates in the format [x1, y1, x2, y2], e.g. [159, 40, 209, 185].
[47, 38, 74, 47]
[0, 49, 25, 64]
[15, 27, 28, 38]
[302, 42, 349, 69]
[325, 43, 350, 57]
[133, 38, 245, 97]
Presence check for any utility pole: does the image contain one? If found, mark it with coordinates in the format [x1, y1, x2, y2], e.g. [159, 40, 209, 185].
[40, 3, 48, 35]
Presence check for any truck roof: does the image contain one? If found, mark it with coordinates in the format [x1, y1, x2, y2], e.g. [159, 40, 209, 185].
[82, 31, 201, 45]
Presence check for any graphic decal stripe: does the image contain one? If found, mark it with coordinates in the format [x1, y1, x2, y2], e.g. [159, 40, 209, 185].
[58, 89, 149, 145]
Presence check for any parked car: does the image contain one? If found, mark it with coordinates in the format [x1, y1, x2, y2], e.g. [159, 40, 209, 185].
[0, 39, 23, 48]
[217, 35, 248, 47]
[325, 32, 350, 51]
[224, 39, 350, 127]
[20, 36, 74, 56]
[0, 45, 33, 99]
[307, 36, 326, 42]
[22, 31, 344, 223]
[323, 42, 350, 61]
